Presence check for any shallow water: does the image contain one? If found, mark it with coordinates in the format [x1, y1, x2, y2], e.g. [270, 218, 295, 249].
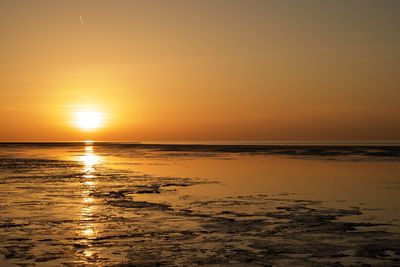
[0, 143, 400, 266]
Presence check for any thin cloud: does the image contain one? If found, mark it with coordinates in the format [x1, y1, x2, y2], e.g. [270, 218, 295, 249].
[79, 15, 85, 28]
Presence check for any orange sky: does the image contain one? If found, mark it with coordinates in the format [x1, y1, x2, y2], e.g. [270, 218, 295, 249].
[1, 0, 400, 142]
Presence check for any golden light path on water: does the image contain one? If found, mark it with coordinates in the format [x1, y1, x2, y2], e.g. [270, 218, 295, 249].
[79, 141, 101, 259]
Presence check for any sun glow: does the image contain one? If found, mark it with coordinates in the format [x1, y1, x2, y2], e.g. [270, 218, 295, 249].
[74, 111, 104, 131]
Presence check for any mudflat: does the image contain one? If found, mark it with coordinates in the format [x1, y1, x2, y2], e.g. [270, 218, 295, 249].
[1, 143, 400, 266]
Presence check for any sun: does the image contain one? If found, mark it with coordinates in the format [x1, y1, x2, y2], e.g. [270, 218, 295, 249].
[74, 111, 104, 131]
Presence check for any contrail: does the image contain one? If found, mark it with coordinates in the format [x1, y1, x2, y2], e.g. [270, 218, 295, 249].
[80, 15, 85, 28]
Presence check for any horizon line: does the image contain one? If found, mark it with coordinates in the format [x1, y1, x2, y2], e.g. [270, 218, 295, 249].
[1, 140, 400, 146]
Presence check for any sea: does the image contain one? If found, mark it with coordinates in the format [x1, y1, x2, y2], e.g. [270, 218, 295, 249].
[0, 142, 400, 266]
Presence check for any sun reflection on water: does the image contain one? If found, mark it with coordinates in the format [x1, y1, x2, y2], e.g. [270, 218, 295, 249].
[80, 149, 100, 175]
[78, 143, 101, 260]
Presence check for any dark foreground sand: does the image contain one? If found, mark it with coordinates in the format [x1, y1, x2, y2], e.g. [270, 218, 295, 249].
[0, 143, 400, 266]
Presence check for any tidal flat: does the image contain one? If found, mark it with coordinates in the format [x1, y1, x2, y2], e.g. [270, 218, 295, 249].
[0, 143, 400, 266]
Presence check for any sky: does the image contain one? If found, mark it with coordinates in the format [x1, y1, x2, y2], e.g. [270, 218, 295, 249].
[0, 0, 400, 142]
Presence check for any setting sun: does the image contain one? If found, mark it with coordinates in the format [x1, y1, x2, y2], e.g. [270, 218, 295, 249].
[74, 111, 104, 131]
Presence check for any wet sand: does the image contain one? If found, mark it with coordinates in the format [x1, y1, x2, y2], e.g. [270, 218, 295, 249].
[0, 143, 400, 266]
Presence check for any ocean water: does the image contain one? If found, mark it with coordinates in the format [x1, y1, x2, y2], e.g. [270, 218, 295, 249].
[0, 143, 400, 266]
